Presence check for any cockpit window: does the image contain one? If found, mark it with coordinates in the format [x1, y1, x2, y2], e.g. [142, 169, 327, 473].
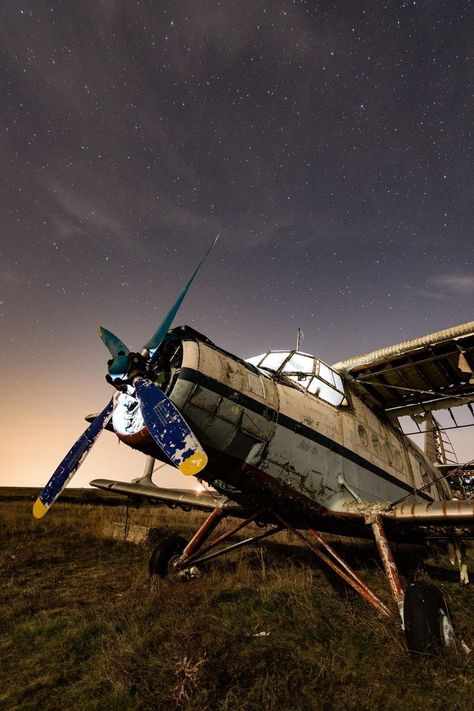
[246, 350, 347, 407]
[319, 362, 334, 386]
[260, 352, 290, 371]
[282, 353, 314, 375]
[245, 352, 291, 370]
[245, 353, 266, 367]
[308, 377, 345, 406]
[318, 363, 343, 391]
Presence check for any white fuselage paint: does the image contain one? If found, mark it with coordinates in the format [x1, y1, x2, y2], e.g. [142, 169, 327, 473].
[162, 337, 448, 511]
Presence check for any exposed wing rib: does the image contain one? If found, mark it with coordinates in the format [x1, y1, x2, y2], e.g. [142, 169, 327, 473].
[333, 320, 474, 415]
[90, 478, 245, 515]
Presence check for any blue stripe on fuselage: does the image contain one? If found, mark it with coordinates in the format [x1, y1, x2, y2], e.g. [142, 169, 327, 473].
[178, 367, 433, 503]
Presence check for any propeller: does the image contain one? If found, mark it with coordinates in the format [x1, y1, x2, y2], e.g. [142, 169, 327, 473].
[143, 232, 220, 358]
[98, 327, 130, 376]
[32, 399, 115, 519]
[33, 235, 219, 518]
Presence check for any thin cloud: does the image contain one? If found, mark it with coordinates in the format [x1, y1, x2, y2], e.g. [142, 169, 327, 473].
[40, 177, 149, 257]
[429, 274, 474, 295]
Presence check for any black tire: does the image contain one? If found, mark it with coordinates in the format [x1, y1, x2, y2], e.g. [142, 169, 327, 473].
[149, 535, 188, 577]
[404, 581, 455, 653]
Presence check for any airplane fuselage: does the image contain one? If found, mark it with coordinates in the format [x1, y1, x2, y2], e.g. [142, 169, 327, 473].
[111, 327, 450, 533]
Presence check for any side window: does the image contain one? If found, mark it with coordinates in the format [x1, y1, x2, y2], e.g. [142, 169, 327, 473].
[393, 449, 403, 471]
[419, 462, 431, 485]
[358, 425, 368, 447]
[371, 434, 381, 456]
[308, 377, 345, 406]
[384, 442, 394, 466]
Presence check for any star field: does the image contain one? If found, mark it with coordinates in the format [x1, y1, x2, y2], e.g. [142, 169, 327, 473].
[1, 1, 472, 486]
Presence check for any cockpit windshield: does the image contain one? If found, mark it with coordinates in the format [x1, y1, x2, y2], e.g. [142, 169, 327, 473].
[245, 350, 347, 407]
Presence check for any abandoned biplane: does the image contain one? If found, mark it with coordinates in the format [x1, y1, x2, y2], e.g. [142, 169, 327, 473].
[34, 237, 474, 652]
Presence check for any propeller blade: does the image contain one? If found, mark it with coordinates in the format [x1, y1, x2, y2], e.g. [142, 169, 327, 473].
[98, 326, 130, 376]
[33, 399, 115, 519]
[134, 379, 207, 476]
[143, 232, 220, 356]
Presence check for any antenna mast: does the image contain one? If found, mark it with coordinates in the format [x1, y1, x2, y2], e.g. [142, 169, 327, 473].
[296, 328, 304, 351]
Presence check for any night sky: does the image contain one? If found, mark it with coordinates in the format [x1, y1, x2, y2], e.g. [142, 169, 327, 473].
[1, 1, 472, 489]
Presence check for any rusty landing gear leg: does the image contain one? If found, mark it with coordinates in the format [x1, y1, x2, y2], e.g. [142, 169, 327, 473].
[367, 514, 404, 621]
[367, 515, 461, 652]
[169, 508, 279, 573]
[176, 506, 225, 569]
[274, 513, 392, 618]
[149, 507, 225, 578]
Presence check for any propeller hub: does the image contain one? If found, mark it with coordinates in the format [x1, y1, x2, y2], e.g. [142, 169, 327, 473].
[127, 353, 149, 381]
[105, 351, 149, 390]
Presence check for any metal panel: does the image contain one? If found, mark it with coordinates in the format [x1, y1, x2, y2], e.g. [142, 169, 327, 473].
[191, 384, 221, 413]
[183, 402, 238, 451]
[216, 397, 243, 426]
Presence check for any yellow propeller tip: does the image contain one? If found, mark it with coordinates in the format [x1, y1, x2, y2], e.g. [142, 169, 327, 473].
[33, 499, 48, 519]
[179, 451, 208, 476]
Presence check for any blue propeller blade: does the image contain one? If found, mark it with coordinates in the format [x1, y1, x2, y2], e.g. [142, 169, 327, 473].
[98, 326, 130, 376]
[143, 233, 220, 357]
[134, 379, 207, 476]
[33, 399, 115, 518]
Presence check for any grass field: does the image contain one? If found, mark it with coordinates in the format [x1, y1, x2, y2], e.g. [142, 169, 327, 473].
[1, 493, 473, 710]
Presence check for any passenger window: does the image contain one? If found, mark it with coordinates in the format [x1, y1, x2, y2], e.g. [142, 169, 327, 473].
[393, 450, 403, 471]
[384, 442, 394, 465]
[358, 425, 368, 446]
[371, 434, 381, 456]
[419, 462, 433, 490]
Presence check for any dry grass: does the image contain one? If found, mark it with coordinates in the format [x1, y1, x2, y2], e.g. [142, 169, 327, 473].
[1, 495, 473, 710]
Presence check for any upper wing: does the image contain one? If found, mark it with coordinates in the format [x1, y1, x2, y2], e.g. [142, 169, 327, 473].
[90, 478, 246, 516]
[332, 320, 474, 417]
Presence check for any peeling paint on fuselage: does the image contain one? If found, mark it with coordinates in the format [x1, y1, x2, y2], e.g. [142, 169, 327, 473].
[113, 328, 448, 529]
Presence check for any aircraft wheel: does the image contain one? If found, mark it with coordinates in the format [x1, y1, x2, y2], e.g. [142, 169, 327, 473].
[149, 535, 188, 577]
[403, 581, 455, 653]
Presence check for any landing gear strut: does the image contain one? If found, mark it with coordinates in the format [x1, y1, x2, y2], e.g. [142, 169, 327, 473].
[148, 505, 457, 653]
[367, 513, 455, 653]
[148, 506, 281, 578]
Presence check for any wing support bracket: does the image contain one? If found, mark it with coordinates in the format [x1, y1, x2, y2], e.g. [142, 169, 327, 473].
[273, 512, 392, 618]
